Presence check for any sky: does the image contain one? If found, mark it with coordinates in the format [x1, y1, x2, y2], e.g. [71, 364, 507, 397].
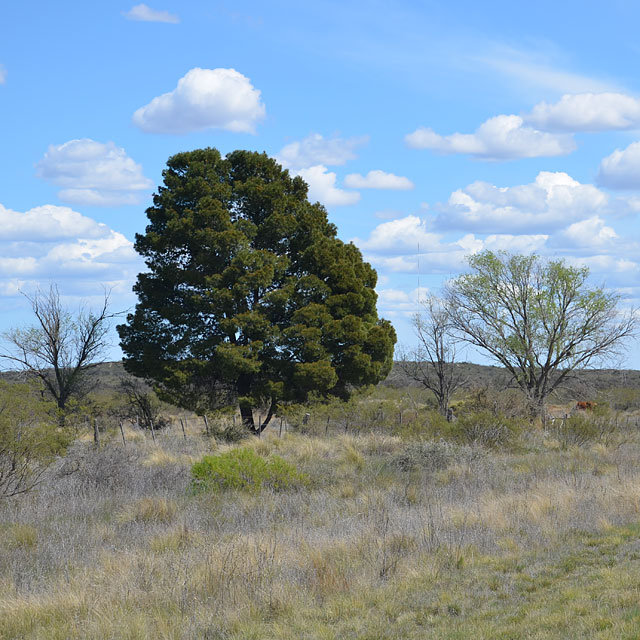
[1, 0, 639, 368]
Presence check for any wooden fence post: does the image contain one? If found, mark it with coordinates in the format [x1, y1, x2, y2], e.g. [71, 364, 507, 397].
[93, 418, 100, 447]
[119, 420, 126, 447]
[180, 417, 187, 441]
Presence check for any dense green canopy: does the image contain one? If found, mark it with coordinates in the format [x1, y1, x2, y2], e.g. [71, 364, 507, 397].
[117, 148, 396, 432]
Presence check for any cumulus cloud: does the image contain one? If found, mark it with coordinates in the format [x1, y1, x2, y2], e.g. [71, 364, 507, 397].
[597, 141, 640, 190]
[0, 64, 6, 84]
[0, 203, 141, 296]
[352, 216, 441, 255]
[526, 93, 640, 132]
[277, 133, 368, 170]
[344, 170, 414, 190]
[295, 165, 360, 206]
[37, 139, 153, 207]
[359, 227, 549, 275]
[124, 4, 179, 23]
[437, 172, 608, 233]
[132, 67, 265, 134]
[557, 216, 619, 249]
[405, 115, 575, 160]
[0, 204, 112, 241]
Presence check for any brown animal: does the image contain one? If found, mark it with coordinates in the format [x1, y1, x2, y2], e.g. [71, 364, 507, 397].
[575, 401, 597, 411]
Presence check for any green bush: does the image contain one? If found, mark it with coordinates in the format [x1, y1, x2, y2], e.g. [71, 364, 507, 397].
[602, 387, 640, 411]
[0, 382, 71, 498]
[191, 448, 309, 493]
[393, 409, 450, 440]
[550, 413, 619, 448]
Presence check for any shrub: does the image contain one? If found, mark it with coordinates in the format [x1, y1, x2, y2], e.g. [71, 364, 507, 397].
[550, 413, 619, 449]
[393, 409, 450, 440]
[207, 416, 251, 443]
[605, 387, 640, 411]
[191, 448, 308, 493]
[0, 381, 71, 499]
[392, 440, 483, 472]
[393, 440, 456, 472]
[441, 411, 522, 448]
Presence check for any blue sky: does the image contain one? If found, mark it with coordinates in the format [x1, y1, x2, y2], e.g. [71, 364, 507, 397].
[1, 1, 639, 367]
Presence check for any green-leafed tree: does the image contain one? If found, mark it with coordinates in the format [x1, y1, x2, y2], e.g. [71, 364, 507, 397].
[445, 250, 637, 417]
[117, 148, 396, 433]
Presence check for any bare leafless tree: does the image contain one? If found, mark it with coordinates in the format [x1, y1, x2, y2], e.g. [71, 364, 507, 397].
[119, 376, 169, 430]
[397, 296, 467, 419]
[1, 286, 113, 415]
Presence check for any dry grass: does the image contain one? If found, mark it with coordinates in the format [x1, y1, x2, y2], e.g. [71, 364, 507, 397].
[2, 413, 640, 638]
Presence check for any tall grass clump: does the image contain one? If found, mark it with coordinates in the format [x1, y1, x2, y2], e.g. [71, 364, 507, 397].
[191, 447, 308, 493]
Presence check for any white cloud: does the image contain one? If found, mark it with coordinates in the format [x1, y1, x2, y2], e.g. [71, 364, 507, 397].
[344, 170, 414, 190]
[376, 287, 429, 317]
[124, 4, 179, 23]
[597, 141, 640, 190]
[277, 134, 368, 170]
[437, 172, 608, 233]
[0, 203, 141, 296]
[483, 234, 548, 254]
[0, 64, 6, 84]
[362, 231, 549, 276]
[295, 165, 360, 206]
[132, 67, 265, 134]
[405, 115, 575, 160]
[37, 139, 153, 207]
[353, 216, 442, 255]
[526, 93, 640, 132]
[0, 204, 111, 241]
[558, 216, 618, 249]
[566, 255, 640, 287]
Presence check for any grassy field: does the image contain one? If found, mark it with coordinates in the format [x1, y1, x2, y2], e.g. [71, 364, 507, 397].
[3, 394, 640, 639]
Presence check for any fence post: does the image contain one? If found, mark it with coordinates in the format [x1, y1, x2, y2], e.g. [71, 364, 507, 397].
[180, 417, 187, 441]
[203, 414, 210, 437]
[119, 420, 126, 447]
[149, 417, 156, 442]
[93, 418, 100, 447]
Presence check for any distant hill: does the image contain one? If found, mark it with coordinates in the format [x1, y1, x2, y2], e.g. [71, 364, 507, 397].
[3, 360, 639, 398]
[384, 361, 640, 395]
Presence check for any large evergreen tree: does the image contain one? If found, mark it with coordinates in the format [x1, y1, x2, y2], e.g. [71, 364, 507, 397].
[118, 148, 396, 433]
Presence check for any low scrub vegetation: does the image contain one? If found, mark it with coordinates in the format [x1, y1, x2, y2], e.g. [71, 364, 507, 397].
[1, 373, 640, 638]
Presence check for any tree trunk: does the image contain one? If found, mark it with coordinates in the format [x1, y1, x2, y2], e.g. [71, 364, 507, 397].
[240, 402, 276, 435]
[240, 405, 256, 432]
[527, 392, 546, 421]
